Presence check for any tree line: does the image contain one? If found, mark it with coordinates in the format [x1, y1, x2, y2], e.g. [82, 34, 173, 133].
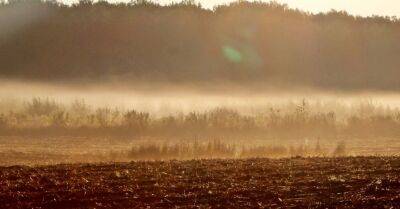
[1, 0, 400, 91]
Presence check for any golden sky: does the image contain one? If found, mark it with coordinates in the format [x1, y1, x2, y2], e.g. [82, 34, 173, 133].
[197, 0, 399, 17]
[147, 0, 400, 17]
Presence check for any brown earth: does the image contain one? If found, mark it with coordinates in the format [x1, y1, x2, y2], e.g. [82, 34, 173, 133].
[1, 157, 400, 208]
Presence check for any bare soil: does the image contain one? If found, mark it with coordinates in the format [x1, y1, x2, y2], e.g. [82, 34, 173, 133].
[1, 157, 400, 208]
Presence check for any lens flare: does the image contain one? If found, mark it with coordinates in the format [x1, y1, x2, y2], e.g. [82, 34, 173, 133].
[222, 45, 242, 63]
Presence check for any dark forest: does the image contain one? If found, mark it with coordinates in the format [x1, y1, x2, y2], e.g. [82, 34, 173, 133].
[1, 0, 400, 92]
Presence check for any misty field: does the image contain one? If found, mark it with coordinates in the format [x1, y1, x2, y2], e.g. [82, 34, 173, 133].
[1, 157, 399, 209]
[2, 0, 400, 208]
[1, 98, 400, 165]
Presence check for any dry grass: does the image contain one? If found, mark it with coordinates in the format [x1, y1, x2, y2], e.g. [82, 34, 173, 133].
[0, 98, 399, 141]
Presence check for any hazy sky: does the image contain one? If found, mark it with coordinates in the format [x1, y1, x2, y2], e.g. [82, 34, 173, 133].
[173, 0, 400, 17]
[60, 0, 400, 17]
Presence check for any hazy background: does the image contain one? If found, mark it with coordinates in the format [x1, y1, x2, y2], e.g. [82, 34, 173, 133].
[1, 0, 400, 108]
[2, 1, 400, 163]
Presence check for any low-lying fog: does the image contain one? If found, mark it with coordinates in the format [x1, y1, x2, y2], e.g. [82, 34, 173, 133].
[1, 79, 400, 165]
[1, 79, 400, 117]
